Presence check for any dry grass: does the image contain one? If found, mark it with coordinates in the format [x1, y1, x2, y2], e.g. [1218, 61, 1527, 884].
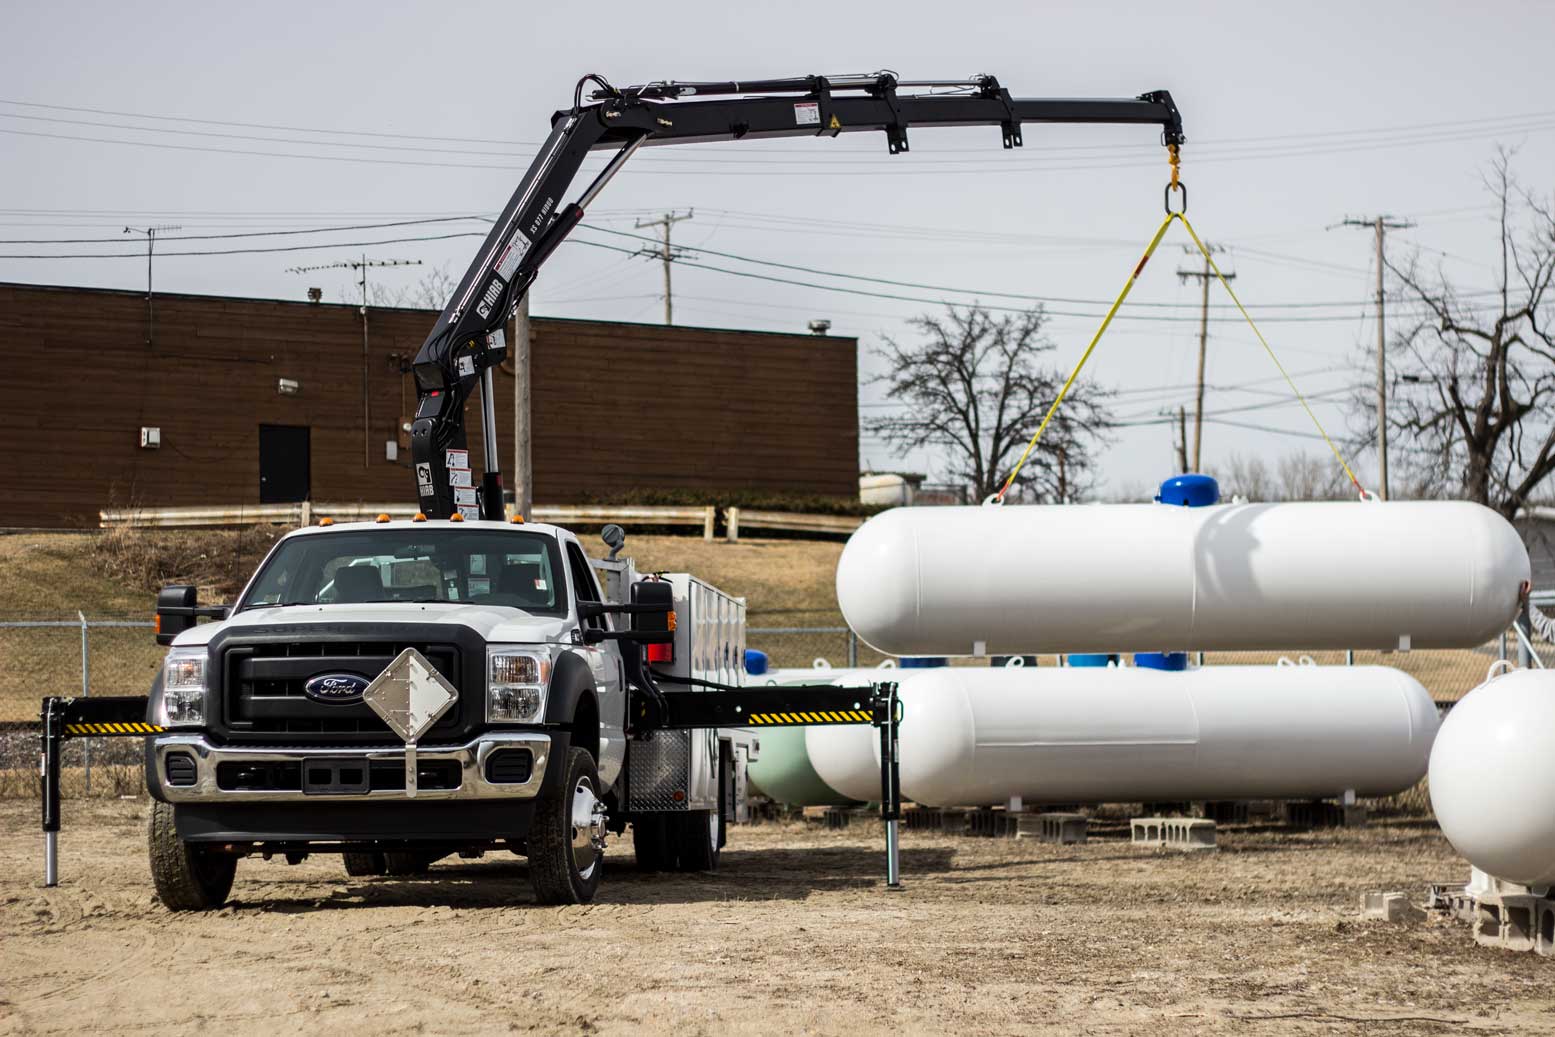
[0, 529, 845, 721]
[621, 534, 845, 619]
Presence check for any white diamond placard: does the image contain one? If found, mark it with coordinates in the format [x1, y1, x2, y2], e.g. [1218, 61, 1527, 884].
[363, 648, 458, 797]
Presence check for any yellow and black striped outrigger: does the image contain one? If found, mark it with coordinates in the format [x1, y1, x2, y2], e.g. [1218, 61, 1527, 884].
[648, 681, 905, 889]
[747, 708, 873, 726]
[40, 695, 159, 887]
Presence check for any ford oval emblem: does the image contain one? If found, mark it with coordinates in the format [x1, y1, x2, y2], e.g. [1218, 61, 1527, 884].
[303, 672, 370, 704]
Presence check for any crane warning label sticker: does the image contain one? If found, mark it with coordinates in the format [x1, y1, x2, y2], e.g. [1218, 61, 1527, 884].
[457, 355, 475, 377]
[448, 468, 473, 488]
[446, 449, 469, 469]
[457, 505, 481, 521]
[416, 463, 433, 494]
[793, 102, 820, 126]
[454, 487, 477, 507]
[495, 231, 531, 280]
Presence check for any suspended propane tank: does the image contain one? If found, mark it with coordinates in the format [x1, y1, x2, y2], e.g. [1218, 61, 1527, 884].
[1429, 667, 1555, 888]
[837, 500, 1529, 657]
[805, 664, 1437, 807]
[1135, 473, 1219, 671]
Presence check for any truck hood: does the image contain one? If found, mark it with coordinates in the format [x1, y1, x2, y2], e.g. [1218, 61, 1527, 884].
[173, 603, 572, 647]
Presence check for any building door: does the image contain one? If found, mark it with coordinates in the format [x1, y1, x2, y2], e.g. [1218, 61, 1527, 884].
[259, 424, 310, 503]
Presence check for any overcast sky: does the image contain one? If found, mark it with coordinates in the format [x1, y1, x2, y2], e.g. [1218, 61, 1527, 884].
[5, 0, 1552, 497]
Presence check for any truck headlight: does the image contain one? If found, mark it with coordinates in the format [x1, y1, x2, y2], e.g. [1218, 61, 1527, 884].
[156, 647, 208, 727]
[487, 648, 551, 723]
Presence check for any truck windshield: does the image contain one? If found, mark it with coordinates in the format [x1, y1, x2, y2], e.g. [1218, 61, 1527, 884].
[239, 528, 567, 615]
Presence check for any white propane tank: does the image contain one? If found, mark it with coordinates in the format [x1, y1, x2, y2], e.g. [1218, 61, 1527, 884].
[806, 722, 885, 803]
[745, 666, 889, 806]
[836, 500, 1529, 657]
[814, 664, 1436, 807]
[1429, 668, 1555, 888]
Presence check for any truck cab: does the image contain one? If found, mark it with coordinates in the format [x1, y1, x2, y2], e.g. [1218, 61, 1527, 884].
[143, 516, 750, 909]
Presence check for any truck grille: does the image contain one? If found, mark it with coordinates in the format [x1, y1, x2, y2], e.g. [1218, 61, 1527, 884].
[220, 640, 464, 745]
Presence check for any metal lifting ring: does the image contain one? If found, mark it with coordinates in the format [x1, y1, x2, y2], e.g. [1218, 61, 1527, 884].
[1164, 180, 1187, 216]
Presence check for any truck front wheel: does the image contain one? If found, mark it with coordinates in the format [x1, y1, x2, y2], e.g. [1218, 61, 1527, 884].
[148, 800, 237, 911]
[529, 747, 606, 905]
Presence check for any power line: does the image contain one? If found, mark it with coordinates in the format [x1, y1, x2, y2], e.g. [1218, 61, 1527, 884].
[3, 95, 1552, 161]
[5, 112, 1554, 176]
[0, 226, 1499, 332]
[0, 230, 485, 259]
[0, 214, 487, 244]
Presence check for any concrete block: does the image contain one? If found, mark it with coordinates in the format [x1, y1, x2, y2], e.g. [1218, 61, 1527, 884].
[1131, 817, 1167, 847]
[1200, 801, 1248, 825]
[1362, 891, 1419, 922]
[904, 807, 940, 832]
[969, 808, 1018, 838]
[1342, 804, 1369, 828]
[822, 807, 851, 830]
[1538, 900, 1555, 958]
[1284, 800, 1344, 829]
[1475, 895, 1540, 953]
[1163, 817, 1217, 851]
[1019, 812, 1088, 844]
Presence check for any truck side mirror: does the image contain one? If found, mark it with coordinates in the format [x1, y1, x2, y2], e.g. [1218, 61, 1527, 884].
[156, 585, 198, 646]
[155, 585, 230, 645]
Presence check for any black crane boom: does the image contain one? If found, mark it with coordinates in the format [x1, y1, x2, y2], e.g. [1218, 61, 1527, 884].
[409, 72, 1183, 519]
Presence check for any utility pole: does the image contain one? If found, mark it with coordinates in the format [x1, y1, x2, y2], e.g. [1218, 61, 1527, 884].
[512, 293, 533, 520]
[1336, 215, 1414, 500]
[1174, 405, 1189, 473]
[1176, 244, 1234, 472]
[122, 225, 181, 348]
[288, 256, 421, 468]
[634, 209, 694, 325]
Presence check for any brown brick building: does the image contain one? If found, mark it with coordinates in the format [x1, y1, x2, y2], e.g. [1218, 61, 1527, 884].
[1, 282, 859, 527]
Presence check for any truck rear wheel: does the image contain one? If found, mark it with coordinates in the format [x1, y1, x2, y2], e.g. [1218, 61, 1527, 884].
[148, 800, 237, 911]
[675, 810, 721, 872]
[632, 815, 674, 871]
[529, 747, 605, 905]
[342, 851, 387, 877]
[383, 852, 433, 876]
[675, 745, 730, 872]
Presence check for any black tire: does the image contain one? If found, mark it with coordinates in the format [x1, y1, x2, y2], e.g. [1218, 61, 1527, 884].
[675, 747, 730, 872]
[383, 852, 432, 876]
[342, 851, 386, 877]
[529, 747, 605, 905]
[632, 814, 674, 872]
[675, 810, 721, 872]
[148, 800, 236, 911]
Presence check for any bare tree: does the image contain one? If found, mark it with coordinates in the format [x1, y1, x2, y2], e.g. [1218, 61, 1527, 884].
[1210, 452, 1271, 501]
[343, 266, 458, 309]
[1209, 450, 1349, 502]
[1378, 151, 1555, 518]
[867, 304, 1111, 503]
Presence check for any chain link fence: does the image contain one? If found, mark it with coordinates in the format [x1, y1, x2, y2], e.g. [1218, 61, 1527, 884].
[2, 607, 1549, 812]
[0, 614, 158, 799]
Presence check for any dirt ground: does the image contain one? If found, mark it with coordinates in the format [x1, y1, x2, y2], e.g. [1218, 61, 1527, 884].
[3, 800, 1552, 1036]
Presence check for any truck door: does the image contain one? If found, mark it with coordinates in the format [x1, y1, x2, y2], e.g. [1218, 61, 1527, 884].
[564, 541, 626, 786]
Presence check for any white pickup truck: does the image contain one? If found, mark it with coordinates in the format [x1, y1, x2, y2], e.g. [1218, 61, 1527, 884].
[143, 516, 755, 909]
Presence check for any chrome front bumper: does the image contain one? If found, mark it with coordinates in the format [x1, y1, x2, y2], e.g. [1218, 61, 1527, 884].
[152, 732, 550, 803]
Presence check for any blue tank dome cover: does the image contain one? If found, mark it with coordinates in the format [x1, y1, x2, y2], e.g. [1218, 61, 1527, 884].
[1157, 473, 1220, 507]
